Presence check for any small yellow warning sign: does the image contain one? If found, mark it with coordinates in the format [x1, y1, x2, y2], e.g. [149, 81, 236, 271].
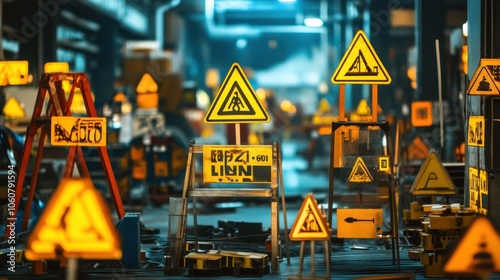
[444, 215, 500, 274]
[410, 151, 458, 195]
[136, 73, 158, 94]
[44, 62, 69, 73]
[51, 116, 107, 147]
[2, 97, 26, 119]
[204, 63, 270, 124]
[356, 99, 371, 116]
[468, 116, 484, 147]
[331, 30, 391, 85]
[337, 208, 382, 238]
[469, 167, 488, 215]
[411, 101, 433, 127]
[348, 157, 373, 183]
[25, 178, 122, 260]
[468, 66, 500, 95]
[378, 156, 390, 172]
[0, 60, 29, 86]
[289, 194, 330, 241]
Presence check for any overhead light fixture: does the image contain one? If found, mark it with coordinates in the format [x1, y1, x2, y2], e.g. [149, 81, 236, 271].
[304, 18, 323, 27]
[236, 38, 248, 49]
[279, 0, 296, 2]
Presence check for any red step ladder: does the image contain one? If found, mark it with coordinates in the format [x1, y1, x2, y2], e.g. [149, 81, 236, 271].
[6, 72, 124, 237]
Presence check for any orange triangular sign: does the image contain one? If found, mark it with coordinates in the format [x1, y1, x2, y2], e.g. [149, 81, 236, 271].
[468, 66, 500, 95]
[25, 178, 122, 260]
[407, 136, 429, 160]
[204, 62, 270, 123]
[331, 30, 391, 84]
[444, 215, 500, 274]
[136, 73, 158, 94]
[289, 194, 330, 241]
[410, 151, 457, 195]
[348, 157, 373, 183]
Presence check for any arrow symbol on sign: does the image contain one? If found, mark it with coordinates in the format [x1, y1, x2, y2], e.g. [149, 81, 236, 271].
[344, 217, 375, 223]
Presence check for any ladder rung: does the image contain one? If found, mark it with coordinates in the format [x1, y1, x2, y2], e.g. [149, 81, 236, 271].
[188, 188, 273, 198]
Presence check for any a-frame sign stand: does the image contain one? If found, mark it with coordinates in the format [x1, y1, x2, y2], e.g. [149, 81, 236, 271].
[329, 30, 400, 268]
[6, 72, 125, 237]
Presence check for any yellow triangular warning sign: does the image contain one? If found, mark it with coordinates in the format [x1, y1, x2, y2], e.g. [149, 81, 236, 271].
[348, 157, 373, 183]
[204, 63, 270, 123]
[25, 178, 122, 260]
[444, 215, 500, 274]
[468, 66, 500, 95]
[356, 99, 371, 116]
[331, 30, 391, 85]
[3, 97, 26, 119]
[289, 194, 330, 241]
[410, 151, 457, 195]
[136, 73, 158, 94]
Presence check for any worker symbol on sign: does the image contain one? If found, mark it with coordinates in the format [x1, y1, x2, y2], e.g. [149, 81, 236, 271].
[346, 50, 378, 76]
[230, 91, 244, 111]
[301, 205, 320, 232]
[477, 76, 492, 91]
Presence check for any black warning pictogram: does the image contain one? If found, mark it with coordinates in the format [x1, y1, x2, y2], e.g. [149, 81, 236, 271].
[346, 50, 379, 76]
[217, 82, 256, 116]
[299, 204, 322, 233]
[348, 157, 373, 183]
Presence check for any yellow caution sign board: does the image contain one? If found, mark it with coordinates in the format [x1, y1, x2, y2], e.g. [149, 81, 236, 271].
[25, 178, 122, 260]
[0, 60, 29, 85]
[331, 30, 391, 84]
[468, 60, 500, 95]
[348, 157, 373, 183]
[204, 63, 270, 123]
[337, 208, 382, 238]
[44, 62, 69, 73]
[411, 101, 433, 127]
[136, 73, 158, 94]
[2, 97, 26, 119]
[51, 116, 106, 147]
[444, 215, 500, 274]
[289, 194, 330, 241]
[410, 151, 458, 195]
[469, 167, 488, 215]
[202, 145, 273, 183]
[468, 116, 485, 147]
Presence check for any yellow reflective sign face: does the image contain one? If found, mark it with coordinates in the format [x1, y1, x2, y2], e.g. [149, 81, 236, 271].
[411, 101, 433, 127]
[289, 194, 330, 241]
[202, 145, 273, 183]
[468, 58, 500, 95]
[136, 73, 158, 94]
[44, 62, 69, 73]
[0, 60, 29, 85]
[25, 178, 122, 260]
[410, 151, 457, 195]
[468, 116, 485, 147]
[337, 208, 382, 238]
[331, 30, 391, 84]
[348, 157, 373, 183]
[2, 97, 25, 119]
[444, 216, 500, 274]
[204, 63, 270, 123]
[51, 116, 107, 147]
[469, 167, 488, 215]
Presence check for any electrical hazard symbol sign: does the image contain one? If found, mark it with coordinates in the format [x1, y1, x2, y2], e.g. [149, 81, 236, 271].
[331, 30, 391, 85]
[337, 208, 382, 238]
[51, 116, 107, 147]
[444, 215, 500, 274]
[410, 151, 458, 195]
[468, 116, 484, 147]
[289, 194, 330, 241]
[348, 157, 373, 183]
[204, 63, 270, 123]
[25, 178, 122, 260]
